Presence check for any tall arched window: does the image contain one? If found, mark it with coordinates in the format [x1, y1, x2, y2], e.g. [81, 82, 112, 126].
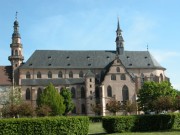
[37, 71, 41, 78]
[79, 71, 83, 78]
[58, 71, 63, 78]
[111, 74, 116, 80]
[71, 87, 76, 98]
[37, 88, 42, 99]
[69, 71, 73, 78]
[150, 73, 154, 81]
[121, 74, 126, 80]
[26, 71, 30, 79]
[15, 50, 18, 56]
[116, 67, 120, 72]
[81, 104, 86, 114]
[26, 88, 31, 100]
[48, 71, 52, 78]
[107, 85, 112, 97]
[95, 86, 100, 98]
[122, 85, 129, 101]
[81, 86, 85, 98]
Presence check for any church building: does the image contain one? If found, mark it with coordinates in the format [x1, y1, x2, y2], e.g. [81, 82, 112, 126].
[0, 17, 168, 116]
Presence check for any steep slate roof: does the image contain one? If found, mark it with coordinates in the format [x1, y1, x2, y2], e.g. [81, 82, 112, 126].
[0, 66, 12, 85]
[20, 50, 165, 70]
[21, 78, 84, 86]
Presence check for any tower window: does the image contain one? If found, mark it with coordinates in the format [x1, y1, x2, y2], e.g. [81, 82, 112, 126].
[69, 71, 73, 78]
[48, 71, 52, 78]
[79, 71, 83, 78]
[26, 71, 31, 79]
[58, 71, 63, 78]
[116, 67, 120, 72]
[15, 50, 18, 56]
[81, 87, 85, 98]
[37, 71, 41, 78]
[121, 74, 126, 80]
[111, 74, 116, 80]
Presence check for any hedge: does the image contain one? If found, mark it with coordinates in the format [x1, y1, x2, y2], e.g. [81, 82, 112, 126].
[0, 116, 89, 135]
[102, 113, 180, 133]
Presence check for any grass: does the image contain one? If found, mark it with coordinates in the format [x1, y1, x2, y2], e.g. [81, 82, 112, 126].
[88, 122, 180, 135]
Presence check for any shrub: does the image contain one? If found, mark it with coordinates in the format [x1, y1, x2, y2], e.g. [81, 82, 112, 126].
[18, 102, 35, 117]
[0, 116, 89, 135]
[36, 105, 52, 117]
[102, 114, 180, 133]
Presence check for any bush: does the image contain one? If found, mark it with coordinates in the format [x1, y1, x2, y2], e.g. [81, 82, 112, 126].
[102, 114, 180, 133]
[36, 105, 52, 117]
[0, 116, 89, 135]
[102, 116, 136, 133]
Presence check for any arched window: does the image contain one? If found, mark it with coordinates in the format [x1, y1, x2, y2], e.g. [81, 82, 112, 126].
[79, 71, 83, 78]
[107, 85, 112, 97]
[15, 50, 18, 56]
[71, 87, 76, 98]
[121, 74, 126, 80]
[69, 71, 73, 78]
[26, 88, 31, 100]
[116, 67, 120, 72]
[81, 104, 86, 114]
[11, 50, 13, 55]
[122, 85, 129, 101]
[26, 71, 31, 79]
[150, 73, 154, 81]
[95, 86, 100, 98]
[48, 71, 52, 78]
[81, 86, 85, 98]
[37, 71, 41, 78]
[37, 88, 42, 99]
[111, 74, 116, 80]
[58, 71, 63, 78]
[19, 50, 21, 55]
[160, 73, 163, 82]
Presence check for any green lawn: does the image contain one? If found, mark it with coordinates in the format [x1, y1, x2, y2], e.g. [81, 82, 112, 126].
[88, 122, 180, 135]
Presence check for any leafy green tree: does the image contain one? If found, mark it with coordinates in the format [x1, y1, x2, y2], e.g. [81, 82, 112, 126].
[60, 88, 74, 115]
[37, 83, 65, 116]
[138, 81, 177, 112]
[106, 99, 121, 115]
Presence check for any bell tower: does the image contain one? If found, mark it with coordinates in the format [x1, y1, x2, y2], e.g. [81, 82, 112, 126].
[115, 19, 124, 55]
[8, 12, 24, 69]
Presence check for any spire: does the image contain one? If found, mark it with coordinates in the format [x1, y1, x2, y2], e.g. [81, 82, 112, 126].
[115, 18, 124, 55]
[9, 12, 24, 69]
[13, 11, 21, 38]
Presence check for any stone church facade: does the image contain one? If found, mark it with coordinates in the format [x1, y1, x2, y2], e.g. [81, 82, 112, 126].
[0, 18, 168, 116]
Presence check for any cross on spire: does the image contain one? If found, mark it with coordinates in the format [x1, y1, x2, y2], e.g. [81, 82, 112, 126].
[15, 11, 18, 20]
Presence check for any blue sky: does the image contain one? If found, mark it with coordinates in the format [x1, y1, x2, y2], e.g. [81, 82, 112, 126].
[0, 0, 180, 90]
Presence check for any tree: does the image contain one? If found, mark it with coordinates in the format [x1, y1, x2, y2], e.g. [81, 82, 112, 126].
[152, 96, 174, 113]
[122, 100, 137, 115]
[174, 95, 180, 111]
[36, 105, 52, 117]
[138, 81, 177, 113]
[106, 99, 121, 115]
[60, 88, 74, 115]
[37, 83, 65, 116]
[18, 102, 35, 117]
[91, 103, 102, 115]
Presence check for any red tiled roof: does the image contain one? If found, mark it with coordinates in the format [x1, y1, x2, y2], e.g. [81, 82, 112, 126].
[0, 66, 12, 85]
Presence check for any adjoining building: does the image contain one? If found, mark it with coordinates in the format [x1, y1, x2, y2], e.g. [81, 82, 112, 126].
[0, 17, 168, 116]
